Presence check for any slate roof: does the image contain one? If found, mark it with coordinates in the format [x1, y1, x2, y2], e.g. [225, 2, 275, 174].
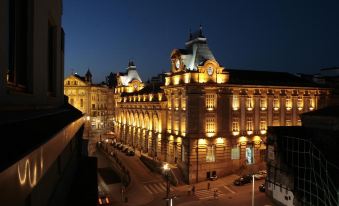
[227, 69, 326, 87]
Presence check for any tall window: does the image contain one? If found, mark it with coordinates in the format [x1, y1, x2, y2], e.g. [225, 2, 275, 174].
[246, 96, 253, 110]
[70, 98, 74, 105]
[80, 99, 83, 107]
[246, 145, 254, 164]
[206, 94, 216, 110]
[205, 117, 215, 134]
[273, 97, 280, 111]
[181, 97, 186, 110]
[260, 120, 266, 131]
[48, 21, 56, 95]
[232, 118, 239, 135]
[232, 95, 239, 110]
[297, 96, 303, 110]
[206, 145, 215, 162]
[246, 117, 253, 133]
[260, 97, 267, 110]
[286, 97, 292, 110]
[7, 0, 29, 90]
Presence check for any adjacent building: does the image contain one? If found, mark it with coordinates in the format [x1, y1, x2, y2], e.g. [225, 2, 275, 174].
[266, 106, 339, 206]
[64, 70, 115, 135]
[114, 28, 331, 183]
[0, 0, 96, 205]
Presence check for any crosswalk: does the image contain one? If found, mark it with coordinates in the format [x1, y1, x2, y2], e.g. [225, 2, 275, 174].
[144, 182, 174, 195]
[194, 188, 225, 200]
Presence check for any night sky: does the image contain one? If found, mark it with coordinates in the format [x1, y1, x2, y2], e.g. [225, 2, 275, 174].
[63, 0, 339, 83]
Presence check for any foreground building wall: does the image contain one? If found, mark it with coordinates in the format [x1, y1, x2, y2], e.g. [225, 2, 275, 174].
[114, 29, 331, 184]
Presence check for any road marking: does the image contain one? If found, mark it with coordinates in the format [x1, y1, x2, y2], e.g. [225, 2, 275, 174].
[194, 188, 224, 200]
[144, 185, 153, 194]
[224, 185, 236, 194]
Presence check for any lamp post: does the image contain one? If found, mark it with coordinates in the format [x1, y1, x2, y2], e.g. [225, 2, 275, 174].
[86, 115, 91, 138]
[252, 174, 255, 206]
[163, 163, 171, 206]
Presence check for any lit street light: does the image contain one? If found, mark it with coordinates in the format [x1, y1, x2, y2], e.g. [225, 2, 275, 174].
[163, 163, 172, 206]
[86, 115, 91, 138]
[252, 174, 255, 206]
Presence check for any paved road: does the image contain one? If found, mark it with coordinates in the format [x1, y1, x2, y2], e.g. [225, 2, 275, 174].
[98, 141, 274, 206]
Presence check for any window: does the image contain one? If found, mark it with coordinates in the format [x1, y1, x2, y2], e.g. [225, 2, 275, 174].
[260, 120, 266, 131]
[74, 81, 78, 85]
[181, 97, 186, 110]
[231, 147, 240, 160]
[260, 97, 267, 110]
[273, 97, 280, 111]
[48, 21, 56, 95]
[206, 145, 215, 162]
[80, 99, 83, 107]
[70, 98, 74, 105]
[7, 0, 30, 90]
[286, 97, 292, 111]
[67, 81, 70, 85]
[205, 117, 215, 134]
[206, 94, 216, 110]
[297, 96, 303, 110]
[232, 118, 239, 135]
[246, 117, 253, 134]
[246, 96, 253, 111]
[246, 145, 254, 164]
[92, 104, 95, 109]
[232, 95, 239, 110]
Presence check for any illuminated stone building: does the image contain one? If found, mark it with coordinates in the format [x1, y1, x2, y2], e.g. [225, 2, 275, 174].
[114, 28, 331, 183]
[64, 70, 114, 131]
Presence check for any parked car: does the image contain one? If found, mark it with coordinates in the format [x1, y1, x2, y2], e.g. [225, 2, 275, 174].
[126, 149, 135, 156]
[117, 144, 124, 150]
[254, 170, 267, 180]
[115, 143, 121, 148]
[122, 146, 129, 153]
[208, 174, 218, 181]
[98, 194, 111, 205]
[259, 183, 265, 192]
[233, 175, 253, 186]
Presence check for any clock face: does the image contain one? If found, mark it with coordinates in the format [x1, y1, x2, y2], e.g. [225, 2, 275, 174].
[175, 59, 180, 69]
[207, 66, 214, 76]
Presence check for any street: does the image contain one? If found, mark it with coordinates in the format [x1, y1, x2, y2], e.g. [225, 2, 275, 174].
[95, 141, 274, 206]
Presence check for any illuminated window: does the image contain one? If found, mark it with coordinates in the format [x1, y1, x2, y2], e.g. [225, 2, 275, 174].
[286, 97, 292, 111]
[309, 97, 315, 110]
[181, 97, 186, 110]
[206, 117, 215, 133]
[206, 94, 216, 110]
[246, 145, 254, 164]
[273, 97, 280, 111]
[246, 96, 253, 111]
[286, 120, 292, 126]
[297, 119, 302, 126]
[232, 118, 239, 135]
[232, 95, 239, 111]
[297, 96, 303, 110]
[246, 117, 253, 134]
[260, 120, 266, 131]
[260, 97, 267, 110]
[206, 145, 215, 162]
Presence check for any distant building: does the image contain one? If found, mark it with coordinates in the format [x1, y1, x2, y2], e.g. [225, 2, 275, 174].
[64, 70, 115, 132]
[0, 0, 96, 205]
[266, 106, 339, 206]
[114, 27, 331, 183]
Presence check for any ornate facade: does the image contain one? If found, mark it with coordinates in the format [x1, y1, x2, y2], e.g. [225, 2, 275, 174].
[114, 29, 331, 183]
[64, 70, 114, 130]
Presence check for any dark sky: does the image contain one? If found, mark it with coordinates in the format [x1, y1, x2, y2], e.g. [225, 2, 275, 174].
[63, 0, 339, 83]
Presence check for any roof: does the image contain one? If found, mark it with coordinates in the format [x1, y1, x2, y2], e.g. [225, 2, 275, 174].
[121, 82, 163, 97]
[0, 104, 83, 172]
[227, 69, 325, 87]
[119, 63, 142, 86]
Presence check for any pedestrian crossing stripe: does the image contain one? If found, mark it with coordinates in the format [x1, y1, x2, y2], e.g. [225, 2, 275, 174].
[144, 182, 174, 194]
[194, 188, 224, 200]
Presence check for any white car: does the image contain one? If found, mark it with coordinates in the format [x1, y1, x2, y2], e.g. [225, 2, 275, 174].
[254, 170, 267, 180]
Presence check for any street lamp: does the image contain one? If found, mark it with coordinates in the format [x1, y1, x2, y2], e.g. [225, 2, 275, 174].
[86, 116, 91, 138]
[252, 174, 255, 206]
[163, 163, 171, 206]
